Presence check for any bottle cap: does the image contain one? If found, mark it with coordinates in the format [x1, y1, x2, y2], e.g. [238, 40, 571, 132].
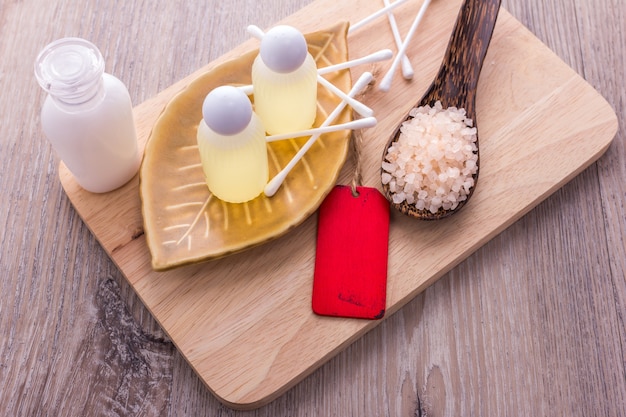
[202, 86, 253, 136]
[260, 25, 308, 73]
[35, 37, 105, 103]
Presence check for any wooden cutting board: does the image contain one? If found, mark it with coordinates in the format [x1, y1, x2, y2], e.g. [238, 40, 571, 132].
[59, 0, 617, 410]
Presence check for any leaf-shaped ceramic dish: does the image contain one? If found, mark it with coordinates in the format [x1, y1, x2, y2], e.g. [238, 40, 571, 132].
[140, 21, 351, 271]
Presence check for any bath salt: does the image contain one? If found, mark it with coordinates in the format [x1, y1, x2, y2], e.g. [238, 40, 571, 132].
[382, 101, 478, 214]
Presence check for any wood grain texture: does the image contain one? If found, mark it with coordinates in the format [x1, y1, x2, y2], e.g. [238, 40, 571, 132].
[1, 0, 624, 416]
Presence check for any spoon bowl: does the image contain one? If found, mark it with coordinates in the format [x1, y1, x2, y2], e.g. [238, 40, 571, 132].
[381, 0, 502, 219]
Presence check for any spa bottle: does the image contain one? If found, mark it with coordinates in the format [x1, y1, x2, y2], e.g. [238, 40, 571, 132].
[197, 86, 268, 203]
[251, 25, 317, 135]
[34, 37, 140, 193]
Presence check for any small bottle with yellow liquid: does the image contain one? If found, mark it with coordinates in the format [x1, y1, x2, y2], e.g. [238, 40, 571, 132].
[252, 25, 318, 135]
[197, 86, 268, 203]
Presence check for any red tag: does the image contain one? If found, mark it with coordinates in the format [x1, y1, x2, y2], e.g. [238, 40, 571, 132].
[312, 185, 390, 319]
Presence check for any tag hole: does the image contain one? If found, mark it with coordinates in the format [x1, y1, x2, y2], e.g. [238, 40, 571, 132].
[351, 189, 360, 198]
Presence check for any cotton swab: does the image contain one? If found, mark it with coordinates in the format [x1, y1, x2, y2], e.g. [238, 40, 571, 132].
[317, 49, 393, 75]
[238, 49, 393, 95]
[264, 72, 374, 197]
[383, 0, 414, 80]
[347, 0, 411, 34]
[265, 117, 377, 142]
[247, 25, 374, 117]
[246, 24, 265, 39]
[379, 0, 432, 92]
[316, 75, 373, 117]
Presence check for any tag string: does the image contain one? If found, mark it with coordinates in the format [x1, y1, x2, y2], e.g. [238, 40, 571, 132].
[350, 116, 364, 196]
[349, 72, 377, 197]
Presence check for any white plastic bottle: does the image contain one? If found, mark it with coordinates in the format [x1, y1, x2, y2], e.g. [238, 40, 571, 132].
[197, 86, 268, 203]
[35, 37, 140, 193]
[251, 25, 318, 135]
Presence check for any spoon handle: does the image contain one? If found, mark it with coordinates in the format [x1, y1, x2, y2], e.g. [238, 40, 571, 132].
[424, 0, 502, 116]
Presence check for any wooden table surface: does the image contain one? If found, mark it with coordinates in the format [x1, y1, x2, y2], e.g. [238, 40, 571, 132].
[1, 0, 624, 415]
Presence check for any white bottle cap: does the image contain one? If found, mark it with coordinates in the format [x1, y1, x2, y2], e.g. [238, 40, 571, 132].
[34, 37, 105, 104]
[260, 25, 307, 73]
[202, 86, 253, 136]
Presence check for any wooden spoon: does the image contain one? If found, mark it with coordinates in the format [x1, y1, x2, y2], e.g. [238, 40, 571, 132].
[381, 0, 502, 219]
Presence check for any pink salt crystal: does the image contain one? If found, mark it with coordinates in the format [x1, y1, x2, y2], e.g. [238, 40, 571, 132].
[382, 161, 395, 172]
[381, 101, 478, 213]
[393, 192, 405, 204]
